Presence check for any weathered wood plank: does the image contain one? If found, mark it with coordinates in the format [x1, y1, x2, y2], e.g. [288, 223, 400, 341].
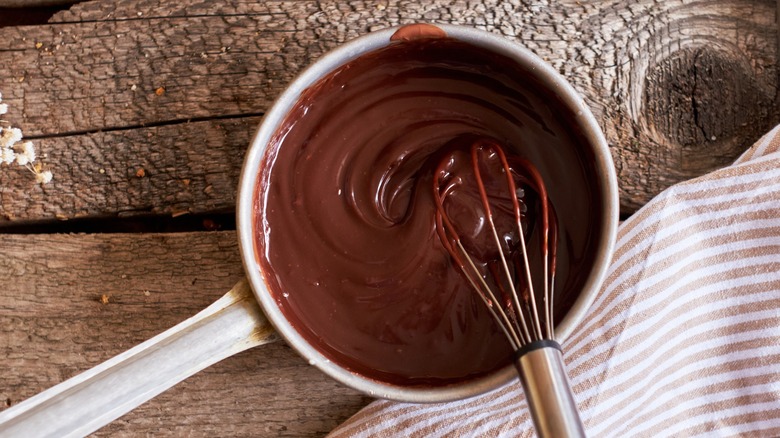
[0, 231, 372, 436]
[0, 15, 292, 135]
[0, 116, 258, 223]
[0, 0, 776, 218]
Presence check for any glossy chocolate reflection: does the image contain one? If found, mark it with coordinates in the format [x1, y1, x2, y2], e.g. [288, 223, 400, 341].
[254, 37, 602, 386]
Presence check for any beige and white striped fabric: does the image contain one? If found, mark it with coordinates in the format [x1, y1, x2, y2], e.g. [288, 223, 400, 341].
[329, 125, 780, 437]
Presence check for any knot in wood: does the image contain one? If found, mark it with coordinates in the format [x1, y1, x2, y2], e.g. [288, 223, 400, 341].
[642, 47, 778, 174]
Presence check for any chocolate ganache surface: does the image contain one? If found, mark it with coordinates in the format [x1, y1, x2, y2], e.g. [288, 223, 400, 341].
[254, 36, 602, 386]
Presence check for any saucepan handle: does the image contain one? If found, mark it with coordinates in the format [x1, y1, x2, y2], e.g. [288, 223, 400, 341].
[0, 278, 278, 438]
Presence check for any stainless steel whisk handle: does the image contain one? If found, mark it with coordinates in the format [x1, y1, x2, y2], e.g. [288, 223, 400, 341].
[514, 340, 586, 438]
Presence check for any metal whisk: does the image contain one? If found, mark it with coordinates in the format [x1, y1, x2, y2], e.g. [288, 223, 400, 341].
[433, 138, 585, 438]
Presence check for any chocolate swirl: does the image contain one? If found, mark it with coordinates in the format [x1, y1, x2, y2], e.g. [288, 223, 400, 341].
[254, 38, 602, 386]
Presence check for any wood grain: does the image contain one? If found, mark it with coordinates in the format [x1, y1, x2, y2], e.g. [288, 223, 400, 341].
[0, 0, 776, 221]
[0, 231, 372, 436]
[0, 116, 258, 223]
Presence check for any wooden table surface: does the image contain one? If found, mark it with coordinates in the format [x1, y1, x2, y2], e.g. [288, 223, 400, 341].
[0, 1, 777, 436]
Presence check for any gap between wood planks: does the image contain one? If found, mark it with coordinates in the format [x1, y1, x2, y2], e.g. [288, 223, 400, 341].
[21, 111, 265, 141]
[0, 2, 79, 28]
[0, 212, 237, 233]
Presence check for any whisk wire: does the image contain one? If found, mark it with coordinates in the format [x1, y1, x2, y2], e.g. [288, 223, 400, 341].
[455, 240, 525, 348]
[469, 143, 538, 343]
[433, 139, 559, 347]
[432, 179, 526, 349]
[507, 156, 560, 340]
[548, 206, 559, 339]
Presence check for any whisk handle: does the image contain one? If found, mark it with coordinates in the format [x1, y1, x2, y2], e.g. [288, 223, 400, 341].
[514, 340, 586, 438]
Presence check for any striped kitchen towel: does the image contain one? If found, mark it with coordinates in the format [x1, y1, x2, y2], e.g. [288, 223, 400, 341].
[329, 125, 780, 437]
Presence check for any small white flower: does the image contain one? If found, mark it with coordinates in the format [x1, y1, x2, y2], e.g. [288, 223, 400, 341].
[8, 127, 22, 142]
[36, 170, 53, 184]
[15, 153, 29, 166]
[0, 89, 52, 184]
[0, 127, 22, 148]
[1, 148, 15, 165]
[21, 141, 35, 163]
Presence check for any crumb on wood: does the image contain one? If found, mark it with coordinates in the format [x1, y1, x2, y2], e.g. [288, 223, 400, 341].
[35, 42, 43, 49]
[99, 294, 110, 305]
[202, 218, 220, 230]
[136, 168, 145, 178]
[143, 290, 150, 297]
[155, 86, 165, 96]
[182, 179, 191, 186]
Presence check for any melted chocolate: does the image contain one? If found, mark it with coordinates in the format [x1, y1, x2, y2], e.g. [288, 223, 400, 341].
[254, 37, 602, 386]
